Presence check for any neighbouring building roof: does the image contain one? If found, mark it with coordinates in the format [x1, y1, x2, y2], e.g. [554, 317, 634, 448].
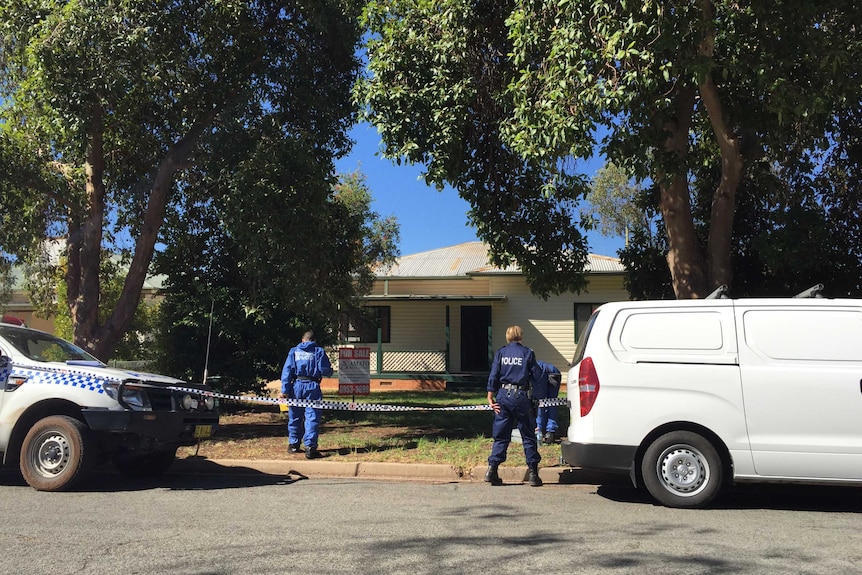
[375, 241, 625, 278]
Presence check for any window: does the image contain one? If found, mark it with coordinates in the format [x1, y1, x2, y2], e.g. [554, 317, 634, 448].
[575, 303, 602, 343]
[341, 306, 391, 343]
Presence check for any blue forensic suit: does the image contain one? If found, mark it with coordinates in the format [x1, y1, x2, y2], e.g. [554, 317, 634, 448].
[534, 360, 561, 437]
[487, 341, 543, 467]
[281, 340, 333, 449]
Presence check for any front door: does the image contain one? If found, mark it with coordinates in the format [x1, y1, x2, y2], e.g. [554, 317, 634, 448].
[460, 306, 491, 372]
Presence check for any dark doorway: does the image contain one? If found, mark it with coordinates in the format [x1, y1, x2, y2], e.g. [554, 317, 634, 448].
[461, 306, 491, 372]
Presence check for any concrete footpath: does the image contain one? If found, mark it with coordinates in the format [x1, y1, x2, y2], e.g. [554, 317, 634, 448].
[172, 457, 619, 486]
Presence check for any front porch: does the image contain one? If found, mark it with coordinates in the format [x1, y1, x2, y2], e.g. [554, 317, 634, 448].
[319, 371, 489, 393]
[325, 347, 490, 392]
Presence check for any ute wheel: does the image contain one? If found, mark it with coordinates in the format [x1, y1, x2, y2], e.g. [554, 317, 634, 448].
[20, 415, 95, 492]
[114, 448, 178, 478]
[641, 431, 723, 509]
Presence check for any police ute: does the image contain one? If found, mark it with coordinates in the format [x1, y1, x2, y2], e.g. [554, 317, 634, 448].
[0, 323, 219, 491]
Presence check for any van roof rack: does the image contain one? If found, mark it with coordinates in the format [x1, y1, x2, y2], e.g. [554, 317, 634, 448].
[705, 285, 729, 299]
[793, 284, 824, 298]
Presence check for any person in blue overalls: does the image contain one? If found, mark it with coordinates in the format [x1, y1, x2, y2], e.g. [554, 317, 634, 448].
[279, 330, 333, 459]
[485, 325, 544, 487]
[534, 360, 561, 445]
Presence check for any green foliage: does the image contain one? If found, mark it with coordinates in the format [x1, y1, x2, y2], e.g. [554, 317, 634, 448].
[360, 0, 862, 298]
[621, 155, 862, 299]
[0, 0, 364, 357]
[358, 0, 593, 299]
[583, 162, 649, 243]
[153, 170, 399, 394]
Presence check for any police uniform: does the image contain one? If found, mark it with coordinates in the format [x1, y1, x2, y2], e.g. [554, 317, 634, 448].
[281, 339, 333, 458]
[486, 341, 543, 485]
[534, 360, 561, 444]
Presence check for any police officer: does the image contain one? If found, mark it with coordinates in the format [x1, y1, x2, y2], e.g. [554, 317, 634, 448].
[279, 330, 333, 459]
[485, 325, 543, 487]
[534, 360, 561, 445]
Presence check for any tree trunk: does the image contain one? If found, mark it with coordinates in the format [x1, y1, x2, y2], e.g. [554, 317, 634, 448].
[700, 75, 744, 289]
[69, 110, 106, 355]
[87, 110, 217, 360]
[658, 85, 709, 299]
[698, 2, 744, 290]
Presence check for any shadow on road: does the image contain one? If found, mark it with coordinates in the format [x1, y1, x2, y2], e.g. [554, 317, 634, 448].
[596, 480, 862, 512]
[0, 458, 307, 493]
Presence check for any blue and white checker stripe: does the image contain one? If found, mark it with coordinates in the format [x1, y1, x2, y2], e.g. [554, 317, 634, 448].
[167, 385, 569, 412]
[2, 363, 120, 394]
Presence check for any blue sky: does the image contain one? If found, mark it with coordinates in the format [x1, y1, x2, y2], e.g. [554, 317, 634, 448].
[334, 122, 627, 258]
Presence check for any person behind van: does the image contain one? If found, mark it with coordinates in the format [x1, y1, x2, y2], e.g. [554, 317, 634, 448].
[485, 325, 543, 487]
[279, 330, 333, 459]
[534, 360, 561, 445]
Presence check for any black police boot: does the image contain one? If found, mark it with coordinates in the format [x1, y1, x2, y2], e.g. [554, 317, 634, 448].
[528, 465, 543, 487]
[544, 431, 555, 445]
[288, 443, 301, 454]
[484, 464, 503, 486]
[305, 446, 321, 459]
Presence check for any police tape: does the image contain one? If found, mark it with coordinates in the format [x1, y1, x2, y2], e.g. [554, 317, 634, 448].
[167, 385, 570, 412]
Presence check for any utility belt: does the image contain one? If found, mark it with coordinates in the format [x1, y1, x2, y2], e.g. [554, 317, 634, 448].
[500, 383, 531, 398]
[295, 377, 322, 384]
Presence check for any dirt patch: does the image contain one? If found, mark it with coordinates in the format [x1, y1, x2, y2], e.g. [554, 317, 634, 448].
[178, 410, 445, 463]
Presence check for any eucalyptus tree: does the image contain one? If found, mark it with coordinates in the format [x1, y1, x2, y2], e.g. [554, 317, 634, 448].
[358, 0, 593, 298]
[360, 0, 862, 298]
[154, 169, 399, 394]
[0, 0, 362, 358]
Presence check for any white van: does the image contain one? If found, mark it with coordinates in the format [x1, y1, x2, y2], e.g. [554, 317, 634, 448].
[562, 287, 862, 508]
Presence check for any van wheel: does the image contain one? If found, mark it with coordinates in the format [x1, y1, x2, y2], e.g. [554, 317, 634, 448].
[642, 431, 723, 508]
[19, 415, 95, 492]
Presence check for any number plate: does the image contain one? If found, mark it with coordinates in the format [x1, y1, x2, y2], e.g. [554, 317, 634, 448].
[193, 424, 213, 438]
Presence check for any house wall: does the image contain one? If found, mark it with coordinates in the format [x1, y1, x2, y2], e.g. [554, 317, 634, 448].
[385, 300, 449, 352]
[486, 274, 629, 383]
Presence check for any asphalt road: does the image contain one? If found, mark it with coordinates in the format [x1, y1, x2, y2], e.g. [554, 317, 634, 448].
[1, 468, 861, 575]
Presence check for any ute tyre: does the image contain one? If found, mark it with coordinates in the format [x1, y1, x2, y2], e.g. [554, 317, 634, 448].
[642, 431, 723, 509]
[20, 415, 95, 492]
[114, 448, 178, 478]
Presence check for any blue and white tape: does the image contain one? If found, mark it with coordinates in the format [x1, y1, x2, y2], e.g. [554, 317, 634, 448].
[167, 385, 569, 412]
[0, 360, 568, 412]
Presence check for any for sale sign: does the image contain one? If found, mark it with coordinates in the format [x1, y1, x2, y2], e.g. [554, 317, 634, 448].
[338, 347, 370, 395]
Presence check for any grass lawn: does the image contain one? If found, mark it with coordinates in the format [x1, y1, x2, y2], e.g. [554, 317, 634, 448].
[179, 391, 570, 472]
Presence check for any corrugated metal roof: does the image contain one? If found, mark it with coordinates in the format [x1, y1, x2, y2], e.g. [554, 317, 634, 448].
[376, 241, 625, 278]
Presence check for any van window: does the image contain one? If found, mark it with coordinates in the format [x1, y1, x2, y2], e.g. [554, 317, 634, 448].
[572, 310, 599, 365]
[621, 311, 725, 350]
[743, 309, 862, 361]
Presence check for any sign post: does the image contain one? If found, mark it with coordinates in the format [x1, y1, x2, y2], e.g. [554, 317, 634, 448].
[338, 347, 370, 396]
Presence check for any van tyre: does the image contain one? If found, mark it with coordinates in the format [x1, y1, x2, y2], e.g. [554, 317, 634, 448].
[642, 431, 723, 509]
[19, 415, 95, 492]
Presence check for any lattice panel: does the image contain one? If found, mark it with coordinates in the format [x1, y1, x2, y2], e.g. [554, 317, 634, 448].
[376, 351, 446, 373]
[329, 350, 446, 373]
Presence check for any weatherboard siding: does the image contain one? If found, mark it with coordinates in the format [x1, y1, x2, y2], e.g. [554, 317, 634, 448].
[486, 275, 629, 382]
[375, 278, 490, 297]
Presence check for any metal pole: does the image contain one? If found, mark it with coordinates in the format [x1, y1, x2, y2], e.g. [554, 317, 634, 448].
[202, 300, 215, 384]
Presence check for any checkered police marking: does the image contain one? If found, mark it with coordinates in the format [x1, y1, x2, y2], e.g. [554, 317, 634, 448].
[1, 363, 119, 394]
[167, 385, 569, 412]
